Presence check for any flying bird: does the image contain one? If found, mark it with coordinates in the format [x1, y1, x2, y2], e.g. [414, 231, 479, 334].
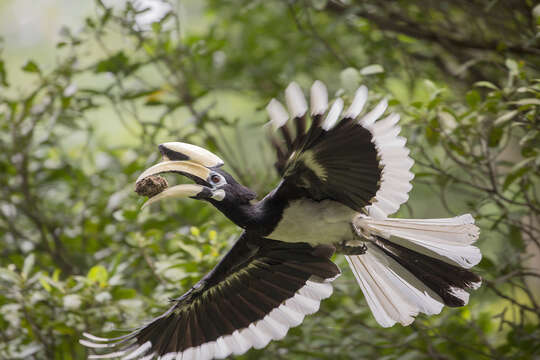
[81, 81, 482, 359]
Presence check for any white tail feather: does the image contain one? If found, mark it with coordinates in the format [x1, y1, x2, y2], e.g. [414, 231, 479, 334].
[346, 244, 444, 327]
[347, 214, 482, 327]
[355, 214, 482, 268]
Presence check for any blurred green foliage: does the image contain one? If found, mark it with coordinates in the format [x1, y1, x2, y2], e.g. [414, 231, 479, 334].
[0, 1, 539, 359]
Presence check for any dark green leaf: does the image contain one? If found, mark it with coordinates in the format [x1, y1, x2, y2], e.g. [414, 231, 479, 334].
[0, 59, 8, 86]
[121, 88, 160, 100]
[22, 60, 40, 73]
[465, 90, 481, 108]
[488, 126, 503, 147]
[502, 158, 533, 190]
[508, 225, 524, 250]
[95, 51, 129, 74]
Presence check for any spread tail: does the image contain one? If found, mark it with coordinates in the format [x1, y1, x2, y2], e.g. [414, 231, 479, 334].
[347, 214, 482, 327]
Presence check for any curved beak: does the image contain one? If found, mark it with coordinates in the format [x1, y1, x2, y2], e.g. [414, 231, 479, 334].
[136, 160, 210, 185]
[141, 184, 212, 209]
[136, 142, 224, 208]
[136, 160, 212, 208]
[159, 142, 224, 167]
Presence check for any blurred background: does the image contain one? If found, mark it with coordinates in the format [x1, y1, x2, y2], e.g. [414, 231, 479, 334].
[0, 0, 539, 359]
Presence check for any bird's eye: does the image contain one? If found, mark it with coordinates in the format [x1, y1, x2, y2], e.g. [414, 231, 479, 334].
[210, 174, 223, 185]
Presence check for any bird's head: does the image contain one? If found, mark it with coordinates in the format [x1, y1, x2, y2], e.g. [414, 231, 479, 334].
[136, 142, 257, 223]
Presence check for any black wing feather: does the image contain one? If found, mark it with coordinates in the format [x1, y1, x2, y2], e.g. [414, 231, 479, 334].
[272, 114, 382, 212]
[82, 232, 340, 359]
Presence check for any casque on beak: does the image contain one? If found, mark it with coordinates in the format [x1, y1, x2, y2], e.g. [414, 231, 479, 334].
[136, 142, 225, 208]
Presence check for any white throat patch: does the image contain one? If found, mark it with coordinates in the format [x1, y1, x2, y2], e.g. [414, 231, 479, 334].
[211, 189, 226, 201]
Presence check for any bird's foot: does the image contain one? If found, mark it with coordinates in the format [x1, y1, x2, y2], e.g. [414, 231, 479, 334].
[335, 240, 368, 255]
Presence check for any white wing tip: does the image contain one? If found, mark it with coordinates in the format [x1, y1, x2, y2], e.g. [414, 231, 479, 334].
[285, 81, 308, 118]
[88, 350, 128, 359]
[310, 80, 328, 116]
[322, 98, 344, 130]
[79, 339, 113, 349]
[344, 85, 368, 119]
[123, 341, 152, 360]
[359, 97, 388, 127]
[82, 333, 111, 342]
[266, 98, 289, 129]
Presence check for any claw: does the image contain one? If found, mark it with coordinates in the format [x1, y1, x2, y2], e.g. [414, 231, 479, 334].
[335, 241, 368, 255]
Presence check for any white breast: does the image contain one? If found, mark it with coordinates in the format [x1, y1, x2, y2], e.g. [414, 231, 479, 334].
[268, 199, 355, 245]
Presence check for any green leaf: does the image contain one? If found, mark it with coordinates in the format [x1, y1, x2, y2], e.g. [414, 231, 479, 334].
[52, 268, 61, 282]
[39, 276, 52, 292]
[54, 323, 75, 335]
[151, 22, 162, 33]
[0, 268, 20, 283]
[396, 34, 416, 44]
[95, 52, 129, 74]
[494, 110, 518, 126]
[190, 226, 200, 237]
[465, 90, 481, 108]
[121, 88, 160, 100]
[425, 118, 440, 145]
[360, 64, 384, 75]
[503, 158, 533, 190]
[488, 126, 503, 147]
[178, 243, 203, 260]
[0, 60, 8, 86]
[508, 225, 524, 250]
[87, 265, 108, 287]
[22, 60, 41, 73]
[511, 98, 540, 106]
[474, 81, 499, 90]
[505, 58, 519, 76]
[519, 130, 537, 146]
[143, 42, 156, 56]
[22, 253, 35, 279]
[101, 8, 112, 26]
[478, 256, 496, 271]
[85, 18, 95, 29]
[112, 287, 137, 300]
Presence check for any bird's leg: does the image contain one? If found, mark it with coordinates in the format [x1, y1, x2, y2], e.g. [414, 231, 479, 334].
[334, 221, 371, 255]
[335, 240, 368, 255]
[334, 221, 369, 255]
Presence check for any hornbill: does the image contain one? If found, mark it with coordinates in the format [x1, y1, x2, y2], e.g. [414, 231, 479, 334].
[81, 81, 482, 359]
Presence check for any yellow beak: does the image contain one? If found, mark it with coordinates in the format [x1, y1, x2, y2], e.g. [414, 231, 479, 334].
[136, 142, 225, 208]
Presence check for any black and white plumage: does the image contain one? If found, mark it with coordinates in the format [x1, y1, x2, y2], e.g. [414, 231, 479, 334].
[81, 81, 482, 359]
[81, 236, 339, 360]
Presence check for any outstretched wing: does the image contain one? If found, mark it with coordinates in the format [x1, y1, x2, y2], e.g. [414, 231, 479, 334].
[81, 232, 340, 360]
[267, 81, 414, 218]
